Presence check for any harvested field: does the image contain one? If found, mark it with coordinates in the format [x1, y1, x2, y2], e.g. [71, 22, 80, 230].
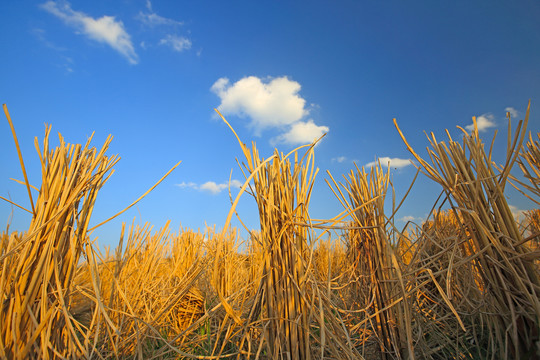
[1, 103, 539, 359]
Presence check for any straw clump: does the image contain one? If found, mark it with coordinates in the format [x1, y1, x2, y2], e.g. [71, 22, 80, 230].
[0, 107, 118, 358]
[395, 102, 540, 358]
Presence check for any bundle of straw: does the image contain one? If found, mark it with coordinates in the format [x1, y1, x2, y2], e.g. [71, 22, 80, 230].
[218, 109, 361, 359]
[1, 104, 118, 359]
[327, 163, 413, 359]
[395, 103, 540, 358]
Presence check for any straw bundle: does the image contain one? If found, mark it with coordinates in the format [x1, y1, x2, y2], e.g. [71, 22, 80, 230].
[1, 105, 118, 359]
[327, 163, 414, 360]
[394, 103, 540, 358]
[218, 109, 361, 359]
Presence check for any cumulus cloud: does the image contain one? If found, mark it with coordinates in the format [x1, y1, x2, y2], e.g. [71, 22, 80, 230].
[137, 0, 183, 27]
[505, 107, 519, 119]
[272, 120, 329, 145]
[159, 34, 191, 52]
[211, 75, 330, 145]
[41, 0, 138, 64]
[365, 157, 412, 169]
[176, 179, 243, 195]
[211, 76, 309, 134]
[465, 113, 496, 132]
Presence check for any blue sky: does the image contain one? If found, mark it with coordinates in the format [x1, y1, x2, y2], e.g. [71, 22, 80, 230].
[1, 0, 539, 248]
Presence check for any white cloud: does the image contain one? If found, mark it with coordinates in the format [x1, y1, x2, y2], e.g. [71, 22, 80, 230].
[176, 180, 243, 195]
[465, 113, 496, 132]
[505, 107, 519, 119]
[159, 34, 191, 52]
[272, 120, 328, 145]
[211, 76, 310, 135]
[508, 205, 527, 222]
[332, 156, 347, 163]
[398, 214, 429, 224]
[365, 157, 412, 169]
[199, 181, 229, 194]
[137, 0, 183, 27]
[176, 181, 197, 189]
[212, 75, 330, 145]
[41, 1, 138, 64]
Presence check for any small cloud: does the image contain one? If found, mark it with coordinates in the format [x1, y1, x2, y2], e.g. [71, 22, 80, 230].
[465, 113, 496, 132]
[365, 157, 412, 169]
[505, 107, 519, 119]
[211, 76, 309, 135]
[272, 120, 328, 145]
[137, 0, 183, 27]
[332, 156, 347, 163]
[176, 180, 242, 195]
[159, 34, 191, 52]
[397, 215, 425, 224]
[230, 179, 243, 188]
[508, 205, 527, 222]
[176, 181, 197, 189]
[199, 181, 228, 194]
[41, 0, 138, 64]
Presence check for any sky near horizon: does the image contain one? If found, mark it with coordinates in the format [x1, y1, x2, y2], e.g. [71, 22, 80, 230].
[1, 0, 539, 248]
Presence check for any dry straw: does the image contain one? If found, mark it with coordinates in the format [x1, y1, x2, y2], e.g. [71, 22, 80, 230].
[1, 104, 182, 359]
[326, 163, 415, 359]
[2, 101, 538, 359]
[512, 127, 540, 205]
[1, 104, 119, 359]
[217, 109, 361, 359]
[394, 101, 540, 358]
